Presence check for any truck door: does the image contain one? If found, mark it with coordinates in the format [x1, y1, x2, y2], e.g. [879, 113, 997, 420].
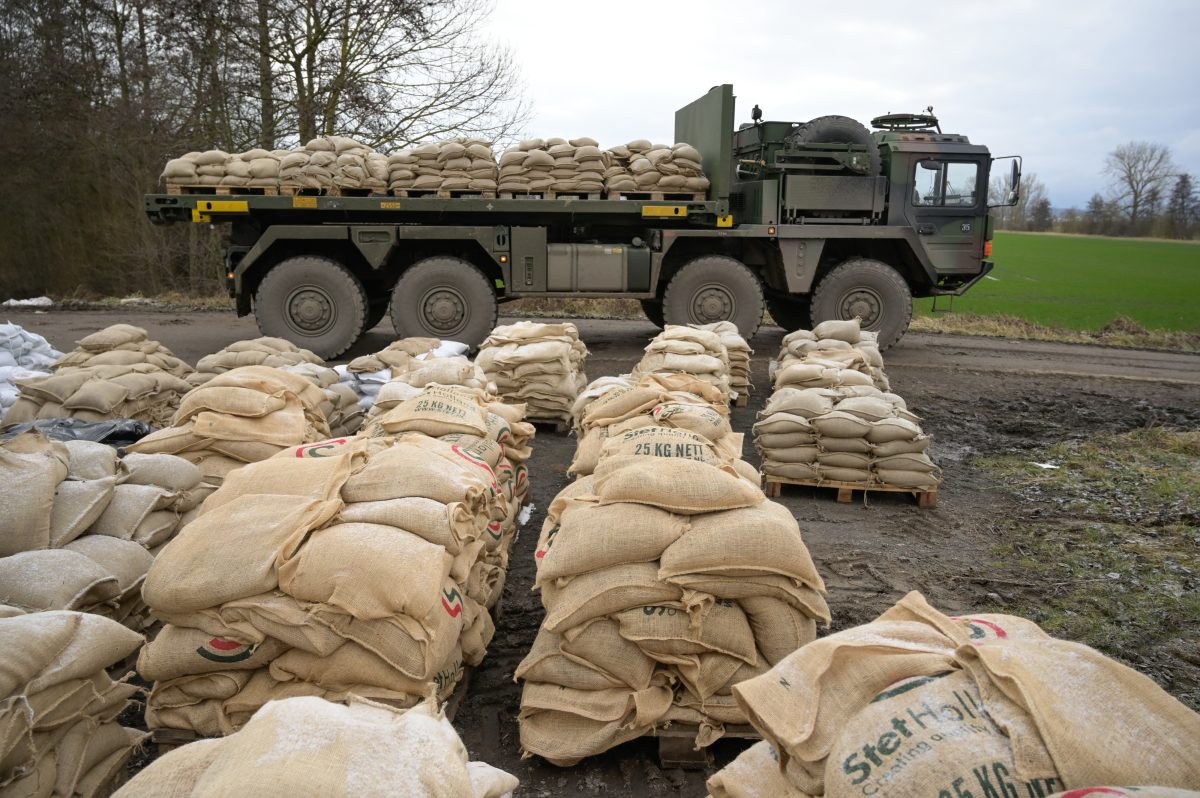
[906, 158, 985, 273]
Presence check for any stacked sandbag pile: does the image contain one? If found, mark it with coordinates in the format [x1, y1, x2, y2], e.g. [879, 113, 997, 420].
[603, 140, 711, 195]
[136, 384, 533, 737]
[497, 139, 556, 195]
[0, 432, 210, 629]
[568, 372, 735, 479]
[519, 413, 828, 766]
[3, 324, 193, 429]
[476, 321, 588, 424]
[757, 319, 938, 490]
[163, 137, 388, 193]
[634, 325, 733, 402]
[126, 365, 331, 486]
[368, 356, 493, 417]
[0, 611, 147, 797]
[388, 139, 498, 194]
[333, 337, 472, 413]
[771, 318, 889, 392]
[162, 148, 291, 190]
[116, 696, 518, 798]
[0, 322, 62, 416]
[693, 321, 753, 403]
[706, 591, 1200, 798]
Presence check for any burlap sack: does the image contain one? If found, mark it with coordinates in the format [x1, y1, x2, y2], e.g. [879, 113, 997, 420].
[64, 536, 153, 597]
[202, 450, 353, 510]
[593, 456, 763, 514]
[269, 640, 463, 698]
[308, 597, 463, 681]
[580, 384, 663, 429]
[340, 437, 496, 511]
[63, 440, 118, 480]
[516, 628, 627, 692]
[812, 319, 862, 343]
[0, 611, 144, 695]
[88, 483, 177, 540]
[741, 595, 819, 666]
[336, 497, 479, 555]
[0, 550, 120, 611]
[136, 624, 288, 682]
[143, 495, 342, 614]
[376, 385, 488, 438]
[0, 432, 69, 555]
[157, 592, 345, 657]
[559, 617, 658, 690]
[540, 562, 682, 633]
[535, 498, 686, 584]
[706, 739, 810, 798]
[48, 476, 117, 547]
[120, 453, 203, 492]
[278, 523, 453, 621]
[614, 600, 757, 664]
[659, 501, 825, 588]
[760, 460, 822, 481]
[598, 425, 722, 467]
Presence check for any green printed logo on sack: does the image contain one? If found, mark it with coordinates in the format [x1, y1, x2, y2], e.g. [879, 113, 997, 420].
[832, 670, 1062, 798]
[196, 637, 257, 664]
[441, 587, 464, 618]
[535, 523, 560, 560]
[450, 444, 499, 492]
[294, 438, 349, 458]
[955, 617, 1009, 641]
[486, 413, 512, 445]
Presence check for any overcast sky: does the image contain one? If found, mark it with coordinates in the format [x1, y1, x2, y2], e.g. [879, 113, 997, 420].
[486, 0, 1200, 209]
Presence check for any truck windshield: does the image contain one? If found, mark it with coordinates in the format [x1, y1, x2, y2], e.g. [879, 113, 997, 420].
[913, 160, 978, 207]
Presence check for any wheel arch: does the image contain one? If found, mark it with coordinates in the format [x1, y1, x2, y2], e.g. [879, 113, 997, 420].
[812, 237, 934, 296]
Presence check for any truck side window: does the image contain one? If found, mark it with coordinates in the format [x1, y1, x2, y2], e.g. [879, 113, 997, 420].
[913, 161, 978, 207]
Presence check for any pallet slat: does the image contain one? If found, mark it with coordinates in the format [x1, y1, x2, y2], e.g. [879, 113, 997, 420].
[763, 475, 938, 507]
[647, 723, 760, 769]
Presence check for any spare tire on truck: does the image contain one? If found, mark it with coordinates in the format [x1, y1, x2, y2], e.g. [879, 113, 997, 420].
[788, 115, 882, 176]
[809, 257, 912, 349]
[254, 255, 368, 359]
[388, 256, 498, 349]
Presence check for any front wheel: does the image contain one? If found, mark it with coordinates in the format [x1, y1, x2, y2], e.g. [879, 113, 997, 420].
[809, 257, 912, 349]
[639, 299, 665, 329]
[254, 255, 367, 359]
[388, 256, 498, 348]
[661, 255, 764, 338]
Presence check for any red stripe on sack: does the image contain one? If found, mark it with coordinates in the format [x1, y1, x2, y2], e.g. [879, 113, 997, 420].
[441, 597, 463, 618]
[1058, 790, 1126, 798]
[535, 549, 546, 559]
[208, 637, 244, 651]
[966, 618, 1008, 638]
[295, 439, 348, 457]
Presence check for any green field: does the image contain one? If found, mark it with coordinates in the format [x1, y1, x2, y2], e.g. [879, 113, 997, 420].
[915, 232, 1200, 332]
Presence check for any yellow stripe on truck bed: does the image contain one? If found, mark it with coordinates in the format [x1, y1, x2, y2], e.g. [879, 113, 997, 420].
[640, 205, 688, 218]
[191, 200, 249, 223]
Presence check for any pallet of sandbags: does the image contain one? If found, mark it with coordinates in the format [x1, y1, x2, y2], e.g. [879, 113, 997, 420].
[476, 321, 588, 429]
[136, 384, 532, 741]
[0, 322, 62, 418]
[333, 337, 474, 415]
[633, 325, 734, 404]
[706, 591, 1200, 798]
[389, 138, 499, 195]
[0, 432, 212, 630]
[518, 391, 829, 768]
[3, 324, 193, 429]
[691, 321, 753, 406]
[0, 611, 147, 797]
[601, 140, 711, 198]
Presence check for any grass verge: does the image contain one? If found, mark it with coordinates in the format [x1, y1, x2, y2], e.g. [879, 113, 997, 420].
[910, 313, 1200, 352]
[975, 428, 1200, 707]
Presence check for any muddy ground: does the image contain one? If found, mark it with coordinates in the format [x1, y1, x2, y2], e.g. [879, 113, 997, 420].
[8, 309, 1200, 796]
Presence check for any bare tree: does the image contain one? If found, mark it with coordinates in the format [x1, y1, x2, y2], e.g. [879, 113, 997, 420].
[990, 171, 1046, 231]
[1104, 141, 1176, 232]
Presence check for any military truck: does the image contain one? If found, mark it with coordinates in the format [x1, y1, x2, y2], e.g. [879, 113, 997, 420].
[145, 84, 1020, 358]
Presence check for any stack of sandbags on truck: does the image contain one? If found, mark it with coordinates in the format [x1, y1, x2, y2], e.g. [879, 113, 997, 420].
[497, 139, 555, 195]
[693, 321, 753, 403]
[476, 321, 588, 424]
[126, 365, 331, 486]
[621, 142, 711, 195]
[599, 140, 645, 194]
[3, 324, 193, 428]
[0, 610, 147, 797]
[277, 136, 387, 193]
[333, 337, 472, 414]
[136, 384, 532, 737]
[0, 431, 210, 629]
[0, 322, 61, 417]
[634, 324, 733, 402]
[540, 137, 605, 194]
[772, 318, 889, 392]
[705, 591, 1200, 798]
[567, 372, 734, 479]
[519, 422, 829, 766]
[162, 149, 292, 191]
[389, 139, 498, 194]
[116, 695, 519, 798]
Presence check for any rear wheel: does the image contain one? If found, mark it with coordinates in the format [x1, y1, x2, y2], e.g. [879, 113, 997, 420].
[661, 255, 764, 338]
[388, 256, 498, 348]
[765, 294, 812, 332]
[809, 257, 912, 348]
[362, 300, 389, 334]
[639, 299, 665, 329]
[254, 255, 367, 359]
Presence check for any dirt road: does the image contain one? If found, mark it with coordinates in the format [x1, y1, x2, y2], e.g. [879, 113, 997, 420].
[8, 308, 1200, 796]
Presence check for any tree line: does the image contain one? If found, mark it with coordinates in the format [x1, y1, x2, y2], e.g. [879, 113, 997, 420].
[0, 0, 527, 299]
[991, 142, 1199, 240]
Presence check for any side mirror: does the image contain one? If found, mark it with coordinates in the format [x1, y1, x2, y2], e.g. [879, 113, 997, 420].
[989, 155, 1023, 208]
[918, 160, 941, 171]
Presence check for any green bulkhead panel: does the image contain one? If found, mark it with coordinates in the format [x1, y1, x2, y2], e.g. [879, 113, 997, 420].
[674, 84, 735, 205]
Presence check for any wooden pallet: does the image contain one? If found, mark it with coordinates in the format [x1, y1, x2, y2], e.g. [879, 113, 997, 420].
[392, 188, 498, 199]
[648, 723, 760, 769]
[605, 190, 706, 202]
[733, 393, 749, 408]
[165, 184, 279, 196]
[277, 185, 385, 197]
[763, 475, 938, 508]
[498, 190, 602, 200]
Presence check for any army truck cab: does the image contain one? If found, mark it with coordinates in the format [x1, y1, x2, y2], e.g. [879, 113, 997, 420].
[145, 85, 1019, 358]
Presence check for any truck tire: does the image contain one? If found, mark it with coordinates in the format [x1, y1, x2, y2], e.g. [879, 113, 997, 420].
[254, 255, 367, 359]
[662, 255, 764, 338]
[789, 115, 882, 176]
[765, 294, 812, 332]
[362, 300, 389, 334]
[809, 258, 912, 349]
[388, 256, 497, 348]
[639, 299, 665, 329]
